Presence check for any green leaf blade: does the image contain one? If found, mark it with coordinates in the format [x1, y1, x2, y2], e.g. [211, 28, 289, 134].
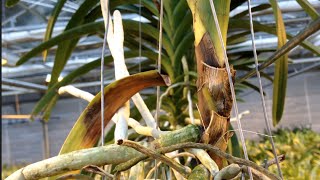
[48, 0, 99, 86]
[236, 17, 320, 83]
[229, 19, 320, 56]
[6, 0, 20, 7]
[30, 50, 164, 117]
[296, 0, 319, 20]
[42, 0, 68, 62]
[233, 3, 271, 19]
[269, 0, 288, 126]
[16, 21, 104, 66]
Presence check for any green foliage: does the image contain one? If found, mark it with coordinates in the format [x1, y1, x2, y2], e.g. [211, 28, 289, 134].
[296, 0, 320, 20]
[5, 0, 20, 8]
[269, 0, 288, 126]
[10, 0, 320, 127]
[233, 4, 271, 19]
[43, 0, 68, 62]
[247, 128, 320, 179]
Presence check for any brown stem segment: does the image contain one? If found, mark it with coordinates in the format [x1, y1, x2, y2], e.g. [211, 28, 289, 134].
[196, 33, 236, 168]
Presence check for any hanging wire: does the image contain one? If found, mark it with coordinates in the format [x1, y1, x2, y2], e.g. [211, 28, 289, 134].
[247, 0, 283, 178]
[155, 0, 164, 137]
[100, 0, 110, 147]
[155, 0, 164, 178]
[208, 1, 253, 179]
[138, 0, 142, 72]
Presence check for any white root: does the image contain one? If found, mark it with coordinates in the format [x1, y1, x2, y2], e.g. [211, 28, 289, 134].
[131, 95, 157, 129]
[186, 148, 219, 175]
[182, 56, 195, 124]
[127, 118, 166, 138]
[129, 161, 144, 180]
[104, 8, 157, 130]
[105, 10, 129, 141]
[187, 90, 195, 124]
[58, 85, 94, 102]
[165, 151, 185, 180]
[100, 0, 109, 30]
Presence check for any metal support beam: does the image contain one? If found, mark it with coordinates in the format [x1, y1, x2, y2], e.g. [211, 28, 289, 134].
[2, 0, 46, 25]
[1, 80, 113, 96]
[21, 0, 75, 13]
[2, 78, 47, 91]
[240, 62, 320, 98]
[2, 84, 32, 91]
[2, 90, 38, 96]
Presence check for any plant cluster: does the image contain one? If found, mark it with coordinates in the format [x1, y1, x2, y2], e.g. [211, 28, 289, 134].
[247, 128, 320, 179]
[4, 0, 320, 179]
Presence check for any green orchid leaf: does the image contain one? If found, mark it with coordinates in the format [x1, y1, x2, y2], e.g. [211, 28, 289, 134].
[233, 4, 271, 19]
[296, 0, 319, 20]
[49, 0, 99, 86]
[16, 22, 105, 66]
[269, 0, 288, 126]
[31, 50, 161, 117]
[229, 19, 320, 55]
[42, 0, 68, 62]
[242, 81, 266, 96]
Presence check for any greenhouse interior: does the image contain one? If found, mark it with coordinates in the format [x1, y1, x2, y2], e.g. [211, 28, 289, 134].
[2, 0, 320, 179]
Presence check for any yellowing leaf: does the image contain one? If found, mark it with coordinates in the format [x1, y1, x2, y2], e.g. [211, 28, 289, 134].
[59, 70, 170, 154]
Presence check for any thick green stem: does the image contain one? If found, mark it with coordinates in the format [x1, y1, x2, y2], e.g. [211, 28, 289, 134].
[154, 143, 281, 180]
[114, 124, 202, 171]
[188, 164, 210, 180]
[214, 164, 241, 180]
[6, 125, 200, 180]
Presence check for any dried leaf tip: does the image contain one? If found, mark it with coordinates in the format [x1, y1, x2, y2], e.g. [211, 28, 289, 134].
[160, 74, 172, 86]
[117, 139, 124, 145]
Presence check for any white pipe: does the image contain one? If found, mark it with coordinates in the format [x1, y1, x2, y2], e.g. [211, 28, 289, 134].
[21, 0, 75, 13]
[2, 56, 99, 77]
[2, 26, 64, 42]
[2, 90, 37, 96]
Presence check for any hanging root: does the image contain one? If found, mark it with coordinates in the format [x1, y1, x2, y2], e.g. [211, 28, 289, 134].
[127, 118, 166, 138]
[117, 140, 281, 180]
[159, 142, 280, 180]
[186, 148, 219, 175]
[82, 165, 114, 179]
